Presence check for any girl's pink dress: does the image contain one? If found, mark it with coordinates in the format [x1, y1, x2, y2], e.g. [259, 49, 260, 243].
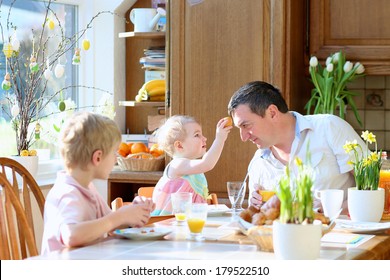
[152, 164, 209, 216]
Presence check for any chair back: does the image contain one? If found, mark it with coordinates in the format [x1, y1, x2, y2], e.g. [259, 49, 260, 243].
[0, 157, 45, 259]
[137, 186, 154, 198]
[0, 172, 38, 259]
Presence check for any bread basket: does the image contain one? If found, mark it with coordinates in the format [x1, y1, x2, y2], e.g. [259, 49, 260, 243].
[247, 226, 274, 252]
[117, 153, 165, 171]
[238, 217, 274, 252]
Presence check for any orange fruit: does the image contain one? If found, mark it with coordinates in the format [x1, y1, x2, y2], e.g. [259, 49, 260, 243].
[131, 142, 149, 154]
[150, 143, 164, 158]
[118, 142, 131, 157]
[223, 116, 233, 128]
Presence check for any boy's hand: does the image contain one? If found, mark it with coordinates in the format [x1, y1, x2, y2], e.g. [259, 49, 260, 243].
[118, 203, 152, 228]
[133, 196, 156, 212]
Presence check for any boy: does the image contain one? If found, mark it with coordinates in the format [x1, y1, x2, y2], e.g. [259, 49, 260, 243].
[41, 112, 154, 254]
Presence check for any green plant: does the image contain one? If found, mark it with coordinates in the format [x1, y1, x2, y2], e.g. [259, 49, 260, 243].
[343, 130, 381, 190]
[277, 156, 315, 224]
[305, 50, 365, 127]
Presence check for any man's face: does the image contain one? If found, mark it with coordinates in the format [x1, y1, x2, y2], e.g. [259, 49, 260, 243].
[232, 104, 275, 149]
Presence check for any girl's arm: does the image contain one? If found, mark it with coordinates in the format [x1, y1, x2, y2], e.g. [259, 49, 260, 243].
[171, 118, 232, 177]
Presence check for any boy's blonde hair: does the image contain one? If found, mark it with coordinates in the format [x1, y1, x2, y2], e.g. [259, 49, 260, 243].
[156, 115, 197, 157]
[60, 111, 121, 169]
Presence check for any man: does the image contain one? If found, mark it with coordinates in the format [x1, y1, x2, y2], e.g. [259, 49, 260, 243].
[227, 81, 366, 212]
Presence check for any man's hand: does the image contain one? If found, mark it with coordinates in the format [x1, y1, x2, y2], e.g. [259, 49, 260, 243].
[249, 183, 264, 210]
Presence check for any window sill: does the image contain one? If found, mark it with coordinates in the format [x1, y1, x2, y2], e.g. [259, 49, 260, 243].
[35, 159, 63, 187]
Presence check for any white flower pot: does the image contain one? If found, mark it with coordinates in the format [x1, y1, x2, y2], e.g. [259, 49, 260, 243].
[348, 187, 384, 223]
[9, 155, 39, 179]
[272, 220, 322, 260]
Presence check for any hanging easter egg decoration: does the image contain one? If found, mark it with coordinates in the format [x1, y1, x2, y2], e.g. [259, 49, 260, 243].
[82, 38, 90, 51]
[58, 100, 66, 112]
[11, 104, 20, 117]
[58, 90, 66, 111]
[35, 122, 41, 140]
[11, 33, 20, 53]
[2, 73, 11, 90]
[72, 48, 81, 65]
[48, 18, 55, 30]
[29, 55, 39, 73]
[43, 59, 52, 80]
[44, 68, 52, 80]
[54, 63, 65, 78]
[2, 43, 13, 58]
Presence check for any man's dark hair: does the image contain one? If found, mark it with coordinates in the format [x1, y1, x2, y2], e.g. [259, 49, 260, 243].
[228, 81, 289, 117]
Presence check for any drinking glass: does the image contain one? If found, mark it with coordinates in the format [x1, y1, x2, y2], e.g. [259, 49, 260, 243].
[186, 203, 208, 241]
[171, 192, 192, 223]
[227, 181, 246, 215]
[258, 190, 276, 203]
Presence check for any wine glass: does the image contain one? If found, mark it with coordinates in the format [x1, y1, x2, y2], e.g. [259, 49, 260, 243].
[227, 181, 246, 215]
[186, 203, 208, 241]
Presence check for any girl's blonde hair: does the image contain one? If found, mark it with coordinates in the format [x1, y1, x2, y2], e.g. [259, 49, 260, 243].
[156, 115, 197, 157]
[60, 111, 121, 169]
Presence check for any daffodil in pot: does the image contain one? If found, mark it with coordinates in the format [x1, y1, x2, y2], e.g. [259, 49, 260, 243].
[343, 131, 385, 222]
[305, 50, 365, 127]
[273, 156, 323, 260]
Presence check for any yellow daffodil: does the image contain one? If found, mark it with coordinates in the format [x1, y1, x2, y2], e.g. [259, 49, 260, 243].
[361, 130, 376, 144]
[344, 130, 381, 190]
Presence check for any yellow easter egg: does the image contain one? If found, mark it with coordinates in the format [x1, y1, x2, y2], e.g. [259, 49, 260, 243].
[20, 150, 29, 157]
[82, 39, 90, 51]
[29, 150, 37, 156]
[2, 43, 13, 58]
[48, 19, 55, 30]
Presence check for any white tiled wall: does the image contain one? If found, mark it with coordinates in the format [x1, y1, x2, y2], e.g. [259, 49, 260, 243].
[345, 75, 390, 151]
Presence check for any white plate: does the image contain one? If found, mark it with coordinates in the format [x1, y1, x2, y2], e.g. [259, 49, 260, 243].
[114, 227, 172, 240]
[207, 204, 230, 216]
[334, 219, 390, 233]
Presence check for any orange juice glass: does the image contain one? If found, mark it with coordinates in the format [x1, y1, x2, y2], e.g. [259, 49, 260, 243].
[171, 192, 192, 222]
[175, 213, 187, 221]
[258, 190, 276, 202]
[379, 169, 390, 220]
[187, 203, 208, 240]
[187, 218, 206, 233]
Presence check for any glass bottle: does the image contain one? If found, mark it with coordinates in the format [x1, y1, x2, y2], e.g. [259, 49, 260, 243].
[379, 151, 390, 220]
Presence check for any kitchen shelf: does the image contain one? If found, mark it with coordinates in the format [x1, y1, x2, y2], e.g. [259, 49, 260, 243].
[119, 101, 165, 107]
[118, 31, 165, 39]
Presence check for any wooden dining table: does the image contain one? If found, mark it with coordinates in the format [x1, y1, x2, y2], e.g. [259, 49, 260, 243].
[30, 213, 390, 260]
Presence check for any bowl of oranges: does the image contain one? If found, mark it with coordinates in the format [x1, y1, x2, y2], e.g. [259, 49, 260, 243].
[117, 142, 165, 171]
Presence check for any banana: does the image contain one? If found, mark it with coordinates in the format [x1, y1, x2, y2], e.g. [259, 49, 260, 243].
[149, 95, 165, 101]
[143, 79, 165, 91]
[147, 86, 165, 96]
[136, 79, 166, 102]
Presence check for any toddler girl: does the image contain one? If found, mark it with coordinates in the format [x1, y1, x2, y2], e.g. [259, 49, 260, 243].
[152, 115, 232, 215]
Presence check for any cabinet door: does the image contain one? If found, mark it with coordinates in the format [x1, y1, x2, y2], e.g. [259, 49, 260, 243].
[168, 0, 262, 199]
[310, 0, 390, 75]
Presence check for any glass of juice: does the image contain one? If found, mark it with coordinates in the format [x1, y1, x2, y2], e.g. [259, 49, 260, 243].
[171, 192, 192, 224]
[187, 203, 208, 241]
[258, 190, 276, 202]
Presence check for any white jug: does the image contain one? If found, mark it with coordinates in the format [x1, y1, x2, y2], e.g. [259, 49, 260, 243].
[130, 8, 166, 32]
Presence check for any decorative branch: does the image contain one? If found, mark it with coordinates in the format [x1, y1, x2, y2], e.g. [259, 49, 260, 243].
[0, 0, 124, 155]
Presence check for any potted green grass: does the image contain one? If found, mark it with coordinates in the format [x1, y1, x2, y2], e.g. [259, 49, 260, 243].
[273, 155, 323, 260]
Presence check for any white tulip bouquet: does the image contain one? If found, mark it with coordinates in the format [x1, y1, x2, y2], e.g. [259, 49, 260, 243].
[305, 51, 365, 127]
